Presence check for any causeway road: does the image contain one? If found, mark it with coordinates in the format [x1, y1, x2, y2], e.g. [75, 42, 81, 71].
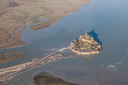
[0, 46, 70, 82]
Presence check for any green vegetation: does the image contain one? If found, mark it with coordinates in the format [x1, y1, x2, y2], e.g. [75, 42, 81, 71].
[0, 0, 7, 11]
[0, 28, 4, 31]
[0, 83, 6, 85]
[0, 0, 89, 48]
[34, 72, 76, 85]
[30, 18, 58, 30]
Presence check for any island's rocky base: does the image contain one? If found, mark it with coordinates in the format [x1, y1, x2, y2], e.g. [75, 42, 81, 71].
[70, 34, 102, 55]
[70, 48, 100, 55]
[34, 72, 77, 85]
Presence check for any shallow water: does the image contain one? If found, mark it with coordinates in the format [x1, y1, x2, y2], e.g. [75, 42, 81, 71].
[1, 0, 128, 84]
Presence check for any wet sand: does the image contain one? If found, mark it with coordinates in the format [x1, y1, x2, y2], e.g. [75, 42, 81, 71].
[34, 72, 77, 85]
[0, 51, 24, 64]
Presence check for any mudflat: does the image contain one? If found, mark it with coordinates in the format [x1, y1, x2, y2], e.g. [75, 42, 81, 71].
[0, 0, 89, 49]
[0, 51, 24, 64]
[34, 72, 77, 85]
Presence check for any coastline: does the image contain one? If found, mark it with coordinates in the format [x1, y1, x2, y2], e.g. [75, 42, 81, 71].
[0, 51, 24, 64]
[71, 48, 100, 55]
[0, 0, 90, 84]
[29, 0, 90, 30]
[0, 0, 89, 50]
[3, 0, 128, 85]
[34, 72, 77, 85]
[0, 52, 73, 83]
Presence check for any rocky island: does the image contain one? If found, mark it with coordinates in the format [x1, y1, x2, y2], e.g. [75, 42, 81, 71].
[70, 32, 102, 55]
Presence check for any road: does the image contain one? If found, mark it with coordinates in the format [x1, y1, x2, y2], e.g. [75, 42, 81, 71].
[0, 46, 70, 82]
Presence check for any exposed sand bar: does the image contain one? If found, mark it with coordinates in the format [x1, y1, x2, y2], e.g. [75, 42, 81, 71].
[34, 72, 77, 85]
[0, 51, 24, 64]
[0, 0, 89, 49]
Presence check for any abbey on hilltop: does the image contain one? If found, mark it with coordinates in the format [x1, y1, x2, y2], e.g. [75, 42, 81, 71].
[70, 29, 102, 55]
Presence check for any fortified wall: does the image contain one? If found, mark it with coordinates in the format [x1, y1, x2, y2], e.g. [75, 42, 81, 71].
[70, 34, 102, 55]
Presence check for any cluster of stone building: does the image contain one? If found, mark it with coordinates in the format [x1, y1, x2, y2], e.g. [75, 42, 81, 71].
[70, 34, 102, 55]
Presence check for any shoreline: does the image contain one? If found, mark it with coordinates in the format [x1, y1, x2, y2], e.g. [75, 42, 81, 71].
[0, 51, 24, 64]
[0, 0, 90, 84]
[0, 47, 72, 83]
[28, 0, 90, 30]
[0, 0, 89, 50]
[70, 48, 100, 55]
[34, 71, 77, 85]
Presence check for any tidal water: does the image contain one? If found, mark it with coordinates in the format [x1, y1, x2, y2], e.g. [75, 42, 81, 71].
[1, 0, 128, 85]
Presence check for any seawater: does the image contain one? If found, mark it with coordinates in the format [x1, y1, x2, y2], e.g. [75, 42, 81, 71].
[1, 0, 128, 85]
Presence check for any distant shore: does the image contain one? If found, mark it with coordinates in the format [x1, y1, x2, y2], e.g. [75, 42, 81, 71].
[0, 0, 89, 49]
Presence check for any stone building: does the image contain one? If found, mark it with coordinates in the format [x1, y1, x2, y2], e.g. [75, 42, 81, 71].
[70, 33, 102, 55]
